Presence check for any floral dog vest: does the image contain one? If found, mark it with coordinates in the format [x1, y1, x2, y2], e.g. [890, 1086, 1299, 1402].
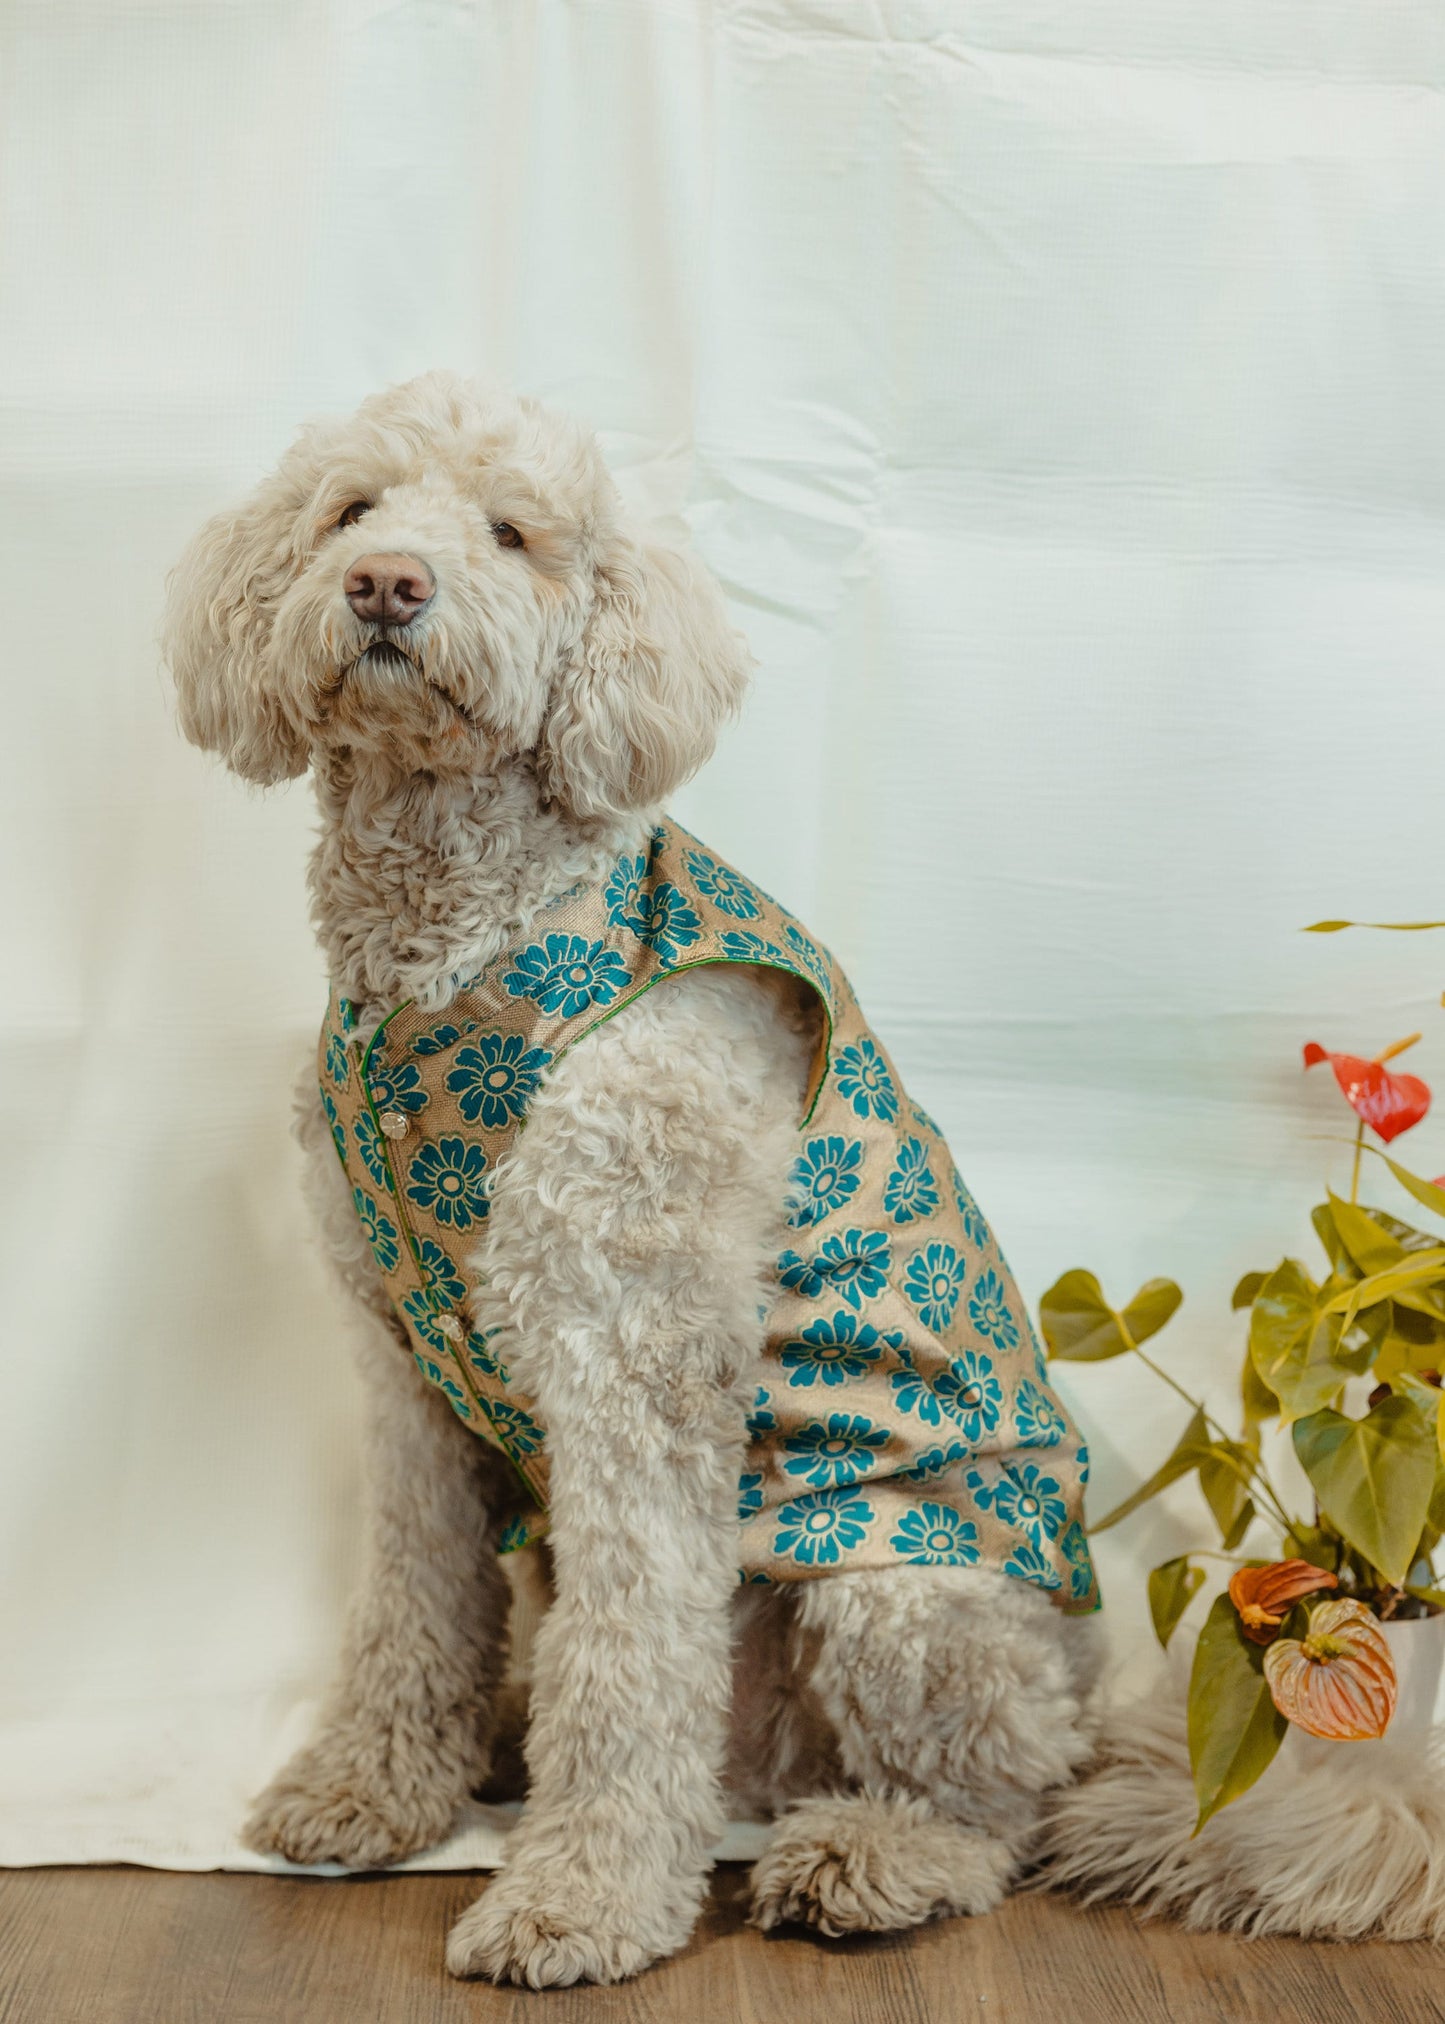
[320, 821, 1098, 1611]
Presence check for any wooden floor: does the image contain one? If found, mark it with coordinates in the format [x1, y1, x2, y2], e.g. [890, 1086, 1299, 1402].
[2, 1866, 1443, 2024]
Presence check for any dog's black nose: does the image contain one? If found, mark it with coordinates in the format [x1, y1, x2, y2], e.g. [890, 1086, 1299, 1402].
[344, 553, 436, 627]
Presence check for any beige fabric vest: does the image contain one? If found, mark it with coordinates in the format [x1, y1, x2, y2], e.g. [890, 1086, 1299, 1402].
[319, 820, 1098, 1610]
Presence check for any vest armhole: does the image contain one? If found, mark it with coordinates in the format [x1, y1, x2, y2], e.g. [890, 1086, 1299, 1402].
[543, 955, 835, 1130]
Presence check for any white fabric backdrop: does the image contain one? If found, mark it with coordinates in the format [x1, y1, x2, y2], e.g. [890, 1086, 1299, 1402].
[5, 0, 1445, 1869]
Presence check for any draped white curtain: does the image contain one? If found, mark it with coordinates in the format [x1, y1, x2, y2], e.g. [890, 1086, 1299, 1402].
[5, 0, 1445, 1868]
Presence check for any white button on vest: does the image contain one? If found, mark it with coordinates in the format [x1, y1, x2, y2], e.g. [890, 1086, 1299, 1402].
[379, 1111, 410, 1139]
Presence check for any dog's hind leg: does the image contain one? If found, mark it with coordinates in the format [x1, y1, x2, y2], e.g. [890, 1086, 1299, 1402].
[749, 1563, 1098, 1935]
[241, 1080, 513, 1869]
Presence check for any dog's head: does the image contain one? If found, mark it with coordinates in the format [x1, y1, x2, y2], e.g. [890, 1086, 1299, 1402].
[163, 372, 750, 821]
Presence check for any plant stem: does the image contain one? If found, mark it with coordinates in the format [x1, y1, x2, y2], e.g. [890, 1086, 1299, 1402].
[1126, 1341, 1296, 1532]
[1350, 1120, 1365, 1204]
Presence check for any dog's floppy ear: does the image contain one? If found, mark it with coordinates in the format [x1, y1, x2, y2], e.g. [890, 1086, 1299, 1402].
[162, 473, 310, 786]
[539, 531, 751, 823]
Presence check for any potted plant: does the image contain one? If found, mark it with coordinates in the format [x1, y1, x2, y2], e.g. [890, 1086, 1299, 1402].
[1041, 1003, 1445, 1829]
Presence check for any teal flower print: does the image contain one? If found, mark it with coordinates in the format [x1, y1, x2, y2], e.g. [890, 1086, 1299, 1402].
[935, 1351, 1003, 1444]
[624, 881, 703, 964]
[967, 1460, 1068, 1544]
[685, 849, 760, 920]
[322, 1090, 346, 1165]
[776, 1249, 826, 1301]
[1003, 1538, 1063, 1591]
[898, 1440, 967, 1484]
[336, 996, 359, 1033]
[777, 1229, 890, 1310]
[903, 1242, 967, 1333]
[910, 1101, 944, 1137]
[412, 1021, 472, 1056]
[485, 1399, 544, 1456]
[835, 1038, 899, 1123]
[738, 1472, 764, 1521]
[498, 1513, 532, 1553]
[413, 1351, 447, 1387]
[604, 849, 647, 927]
[780, 1312, 903, 1389]
[788, 1135, 865, 1229]
[446, 1034, 553, 1129]
[416, 1238, 466, 1306]
[366, 1058, 428, 1116]
[439, 1379, 473, 1421]
[406, 1136, 490, 1229]
[401, 1289, 455, 1358]
[465, 1329, 505, 1378]
[782, 1412, 889, 1489]
[748, 1386, 778, 1437]
[354, 1111, 392, 1190]
[352, 1187, 399, 1274]
[720, 929, 790, 968]
[781, 922, 829, 989]
[967, 1267, 1020, 1354]
[774, 1488, 874, 1568]
[891, 1503, 980, 1566]
[1077, 1441, 1090, 1486]
[325, 1031, 350, 1088]
[1061, 1521, 1095, 1603]
[883, 1139, 939, 1226]
[1014, 1378, 1066, 1449]
[952, 1170, 991, 1251]
[503, 932, 631, 1016]
[889, 1353, 948, 1428]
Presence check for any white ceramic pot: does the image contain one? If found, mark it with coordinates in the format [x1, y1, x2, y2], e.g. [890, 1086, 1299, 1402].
[1279, 1611, 1445, 1771]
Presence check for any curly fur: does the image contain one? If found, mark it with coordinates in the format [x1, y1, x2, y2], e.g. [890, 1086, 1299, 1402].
[1039, 1694, 1445, 1942]
[164, 370, 1098, 1986]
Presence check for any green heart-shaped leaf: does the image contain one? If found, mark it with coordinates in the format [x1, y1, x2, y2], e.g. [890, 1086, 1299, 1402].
[1231, 1270, 1269, 1312]
[1123, 1278, 1184, 1347]
[1322, 1248, 1445, 1329]
[1292, 1393, 1437, 1586]
[1326, 1194, 1407, 1276]
[1039, 1270, 1182, 1362]
[1188, 1592, 1287, 1830]
[1148, 1556, 1205, 1649]
[1249, 1259, 1377, 1419]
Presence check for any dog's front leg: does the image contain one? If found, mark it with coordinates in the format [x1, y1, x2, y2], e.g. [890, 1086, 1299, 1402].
[243, 1079, 513, 1868]
[447, 981, 796, 1987]
[242, 1306, 513, 1866]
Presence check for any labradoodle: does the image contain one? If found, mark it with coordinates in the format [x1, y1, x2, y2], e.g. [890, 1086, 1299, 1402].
[163, 371, 1100, 1988]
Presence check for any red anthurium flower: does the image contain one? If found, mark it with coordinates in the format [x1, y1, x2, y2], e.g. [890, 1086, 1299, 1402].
[1303, 1036, 1430, 1144]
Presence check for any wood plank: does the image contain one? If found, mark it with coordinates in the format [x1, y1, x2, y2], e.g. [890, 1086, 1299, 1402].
[1, 1866, 1442, 2024]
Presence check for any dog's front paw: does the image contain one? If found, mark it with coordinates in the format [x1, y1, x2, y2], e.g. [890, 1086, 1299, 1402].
[446, 1867, 685, 1987]
[243, 1725, 470, 1868]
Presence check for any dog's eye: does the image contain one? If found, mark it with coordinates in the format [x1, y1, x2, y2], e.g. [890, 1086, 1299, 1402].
[492, 522, 524, 550]
[336, 500, 371, 529]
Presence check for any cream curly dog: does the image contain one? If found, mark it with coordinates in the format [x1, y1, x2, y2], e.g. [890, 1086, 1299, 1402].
[164, 371, 1099, 1987]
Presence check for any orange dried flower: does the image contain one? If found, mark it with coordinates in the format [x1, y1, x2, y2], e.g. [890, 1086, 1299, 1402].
[1228, 1560, 1338, 1645]
[1262, 1598, 1398, 1741]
